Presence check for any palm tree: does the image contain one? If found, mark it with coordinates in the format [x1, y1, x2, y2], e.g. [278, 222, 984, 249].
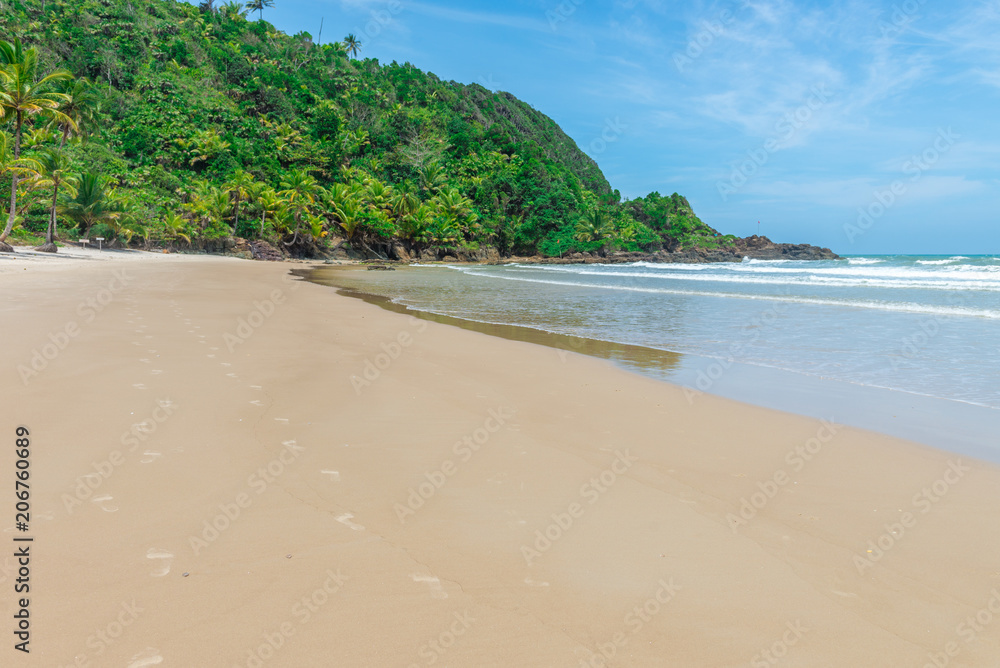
[0, 37, 72, 250]
[255, 187, 283, 237]
[418, 162, 447, 195]
[60, 171, 121, 237]
[160, 211, 192, 245]
[24, 149, 78, 251]
[49, 77, 100, 148]
[225, 169, 255, 233]
[342, 34, 361, 58]
[278, 169, 319, 245]
[246, 0, 273, 20]
[204, 187, 231, 230]
[575, 209, 611, 243]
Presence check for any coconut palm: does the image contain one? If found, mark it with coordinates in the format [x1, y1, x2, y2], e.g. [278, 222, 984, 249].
[255, 187, 283, 237]
[246, 0, 274, 20]
[23, 149, 78, 251]
[278, 169, 319, 245]
[225, 169, 255, 233]
[49, 77, 100, 148]
[575, 209, 611, 243]
[0, 37, 73, 249]
[342, 34, 361, 58]
[160, 211, 192, 245]
[60, 171, 121, 237]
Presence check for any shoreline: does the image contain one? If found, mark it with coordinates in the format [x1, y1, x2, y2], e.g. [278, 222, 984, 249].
[4, 252, 1000, 665]
[308, 264, 1000, 463]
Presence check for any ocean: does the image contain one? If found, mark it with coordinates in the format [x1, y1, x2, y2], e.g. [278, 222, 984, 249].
[312, 255, 1000, 460]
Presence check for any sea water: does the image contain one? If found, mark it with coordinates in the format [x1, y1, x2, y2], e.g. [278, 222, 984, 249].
[316, 255, 1000, 458]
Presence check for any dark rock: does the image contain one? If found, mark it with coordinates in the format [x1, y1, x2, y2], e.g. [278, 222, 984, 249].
[391, 242, 411, 262]
[0, 241, 13, 253]
[248, 240, 284, 261]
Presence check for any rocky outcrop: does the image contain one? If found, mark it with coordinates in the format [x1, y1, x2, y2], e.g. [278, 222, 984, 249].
[731, 235, 838, 261]
[508, 236, 838, 266]
[247, 240, 285, 261]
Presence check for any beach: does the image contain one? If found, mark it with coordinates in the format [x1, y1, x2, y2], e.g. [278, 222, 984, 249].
[3, 250, 1000, 667]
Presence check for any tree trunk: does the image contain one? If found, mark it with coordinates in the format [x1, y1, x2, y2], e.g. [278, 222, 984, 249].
[260, 209, 266, 237]
[0, 112, 23, 247]
[233, 195, 240, 232]
[47, 184, 59, 245]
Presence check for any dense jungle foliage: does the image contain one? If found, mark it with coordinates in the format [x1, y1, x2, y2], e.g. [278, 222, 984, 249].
[0, 0, 736, 257]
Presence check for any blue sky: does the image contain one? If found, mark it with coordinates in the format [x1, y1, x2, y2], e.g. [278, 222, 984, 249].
[257, 0, 1000, 254]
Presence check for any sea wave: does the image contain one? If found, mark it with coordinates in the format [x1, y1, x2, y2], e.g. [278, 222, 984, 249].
[491, 264, 1000, 291]
[453, 269, 1000, 318]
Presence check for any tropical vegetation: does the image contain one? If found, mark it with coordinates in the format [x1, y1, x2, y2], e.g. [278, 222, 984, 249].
[0, 0, 735, 257]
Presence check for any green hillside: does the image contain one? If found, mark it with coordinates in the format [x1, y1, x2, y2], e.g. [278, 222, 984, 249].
[0, 0, 734, 258]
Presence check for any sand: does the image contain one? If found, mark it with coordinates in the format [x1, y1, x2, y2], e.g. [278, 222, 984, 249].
[2, 249, 1000, 667]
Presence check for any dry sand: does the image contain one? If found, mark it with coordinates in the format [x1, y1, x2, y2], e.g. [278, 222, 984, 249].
[2, 250, 1000, 667]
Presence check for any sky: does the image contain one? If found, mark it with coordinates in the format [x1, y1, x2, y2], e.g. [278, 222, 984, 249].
[256, 0, 1000, 254]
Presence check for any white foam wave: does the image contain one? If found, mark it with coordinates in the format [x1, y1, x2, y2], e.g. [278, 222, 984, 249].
[847, 257, 884, 265]
[488, 265, 1000, 291]
[454, 269, 1000, 319]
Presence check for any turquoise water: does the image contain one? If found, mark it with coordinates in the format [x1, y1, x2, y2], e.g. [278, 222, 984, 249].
[321, 255, 1000, 456]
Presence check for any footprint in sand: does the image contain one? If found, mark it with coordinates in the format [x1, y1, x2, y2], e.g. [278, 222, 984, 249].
[321, 470, 341, 481]
[249, 399, 263, 406]
[140, 451, 162, 464]
[524, 578, 550, 587]
[411, 574, 448, 599]
[132, 383, 147, 390]
[335, 513, 365, 531]
[207, 354, 216, 359]
[147, 549, 174, 577]
[150, 370, 163, 375]
[91, 495, 118, 512]
[139, 358, 150, 364]
[127, 647, 164, 667]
